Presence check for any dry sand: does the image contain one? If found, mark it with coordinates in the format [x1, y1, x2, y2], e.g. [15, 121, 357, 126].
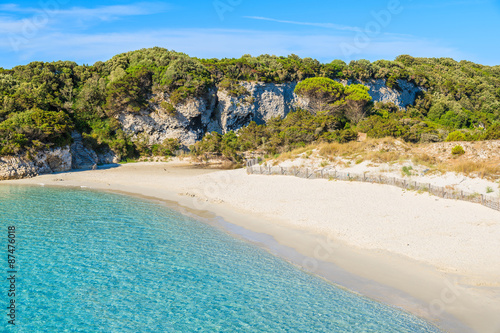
[2, 161, 500, 333]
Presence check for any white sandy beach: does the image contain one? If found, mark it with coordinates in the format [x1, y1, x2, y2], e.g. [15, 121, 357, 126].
[3, 161, 500, 333]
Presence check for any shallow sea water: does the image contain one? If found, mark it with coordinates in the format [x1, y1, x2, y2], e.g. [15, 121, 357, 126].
[0, 185, 442, 332]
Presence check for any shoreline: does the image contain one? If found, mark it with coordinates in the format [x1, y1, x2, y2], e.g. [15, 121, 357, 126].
[2, 161, 500, 333]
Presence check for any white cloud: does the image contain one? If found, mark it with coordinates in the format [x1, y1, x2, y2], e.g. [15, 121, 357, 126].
[46, 3, 170, 21]
[0, 2, 171, 54]
[0, 2, 168, 16]
[0, 4, 25, 12]
[244, 16, 418, 41]
[0, 16, 27, 34]
[0, 2, 170, 34]
[244, 16, 363, 33]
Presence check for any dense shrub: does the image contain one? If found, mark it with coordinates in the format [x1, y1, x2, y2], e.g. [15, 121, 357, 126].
[151, 138, 180, 156]
[445, 130, 472, 142]
[160, 101, 177, 116]
[218, 78, 249, 97]
[0, 108, 73, 155]
[191, 109, 355, 161]
[482, 123, 500, 140]
[294, 77, 372, 124]
[452, 145, 466, 155]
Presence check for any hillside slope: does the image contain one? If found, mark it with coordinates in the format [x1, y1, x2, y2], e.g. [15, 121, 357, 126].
[0, 48, 499, 178]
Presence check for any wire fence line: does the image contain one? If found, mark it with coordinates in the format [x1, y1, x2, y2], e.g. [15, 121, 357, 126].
[245, 160, 500, 212]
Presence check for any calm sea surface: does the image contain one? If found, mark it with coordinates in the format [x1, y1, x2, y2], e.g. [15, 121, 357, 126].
[0, 185, 442, 332]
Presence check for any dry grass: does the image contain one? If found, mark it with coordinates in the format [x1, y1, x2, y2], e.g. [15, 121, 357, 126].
[272, 145, 317, 163]
[365, 151, 406, 164]
[264, 138, 500, 182]
[319, 140, 373, 158]
[446, 160, 500, 180]
[412, 153, 438, 167]
[318, 137, 410, 160]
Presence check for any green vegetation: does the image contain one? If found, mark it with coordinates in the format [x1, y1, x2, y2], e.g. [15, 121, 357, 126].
[0, 48, 499, 162]
[0, 107, 73, 156]
[160, 101, 177, 116]
[402, 166, 413, 177]
[134, 135, 180, 157]
[452, 145, 466, 155]
[218, 78, 250, 97]
[152, 138, 180, 157]
[294, 77, 372, 123]
[191, 109, 357, 162]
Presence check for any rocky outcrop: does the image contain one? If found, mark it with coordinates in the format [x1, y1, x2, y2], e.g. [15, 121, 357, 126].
[0, 147, 71, 180]
[115, 79, 424, 145]
[70, 132, 98, 170]
[118, 88, 217, 146]
[0, 157, 37, 180]
[96, 148, 120, 165]
[0, 137, 120, 180]
[354, 79, 424, 108]
[207, 82, 307, 133]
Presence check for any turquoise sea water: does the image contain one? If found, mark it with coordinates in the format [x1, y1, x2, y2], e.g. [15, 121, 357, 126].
[0, 185, 442, 332]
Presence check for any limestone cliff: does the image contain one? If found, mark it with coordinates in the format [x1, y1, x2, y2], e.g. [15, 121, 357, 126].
[118, 88, 217, 146]
[115, 78, 424, 146]
[208, 82, 306, 134]
[351, 79, 424, 108]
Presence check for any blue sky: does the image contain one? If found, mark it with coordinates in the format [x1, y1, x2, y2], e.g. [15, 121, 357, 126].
[0, 0, 499, 68]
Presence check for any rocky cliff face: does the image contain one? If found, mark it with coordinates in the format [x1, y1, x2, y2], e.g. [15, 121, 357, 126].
[116, 79, 424, 146]
[0, 138, 121, 180]
[118, 88, 217, 146]
[0, 147, 72, 180]
[70, 132, 98, 170]
[0, 78, 425, 181]
[353, 79, 424, 108]
[208, 82, 306, 134]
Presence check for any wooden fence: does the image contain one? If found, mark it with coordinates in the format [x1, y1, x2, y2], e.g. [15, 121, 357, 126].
[246, 161, 500, 212]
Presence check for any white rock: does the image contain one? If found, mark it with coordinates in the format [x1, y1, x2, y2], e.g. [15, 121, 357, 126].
[116, 79, 423, 145]
[0, 146, 71, 180]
